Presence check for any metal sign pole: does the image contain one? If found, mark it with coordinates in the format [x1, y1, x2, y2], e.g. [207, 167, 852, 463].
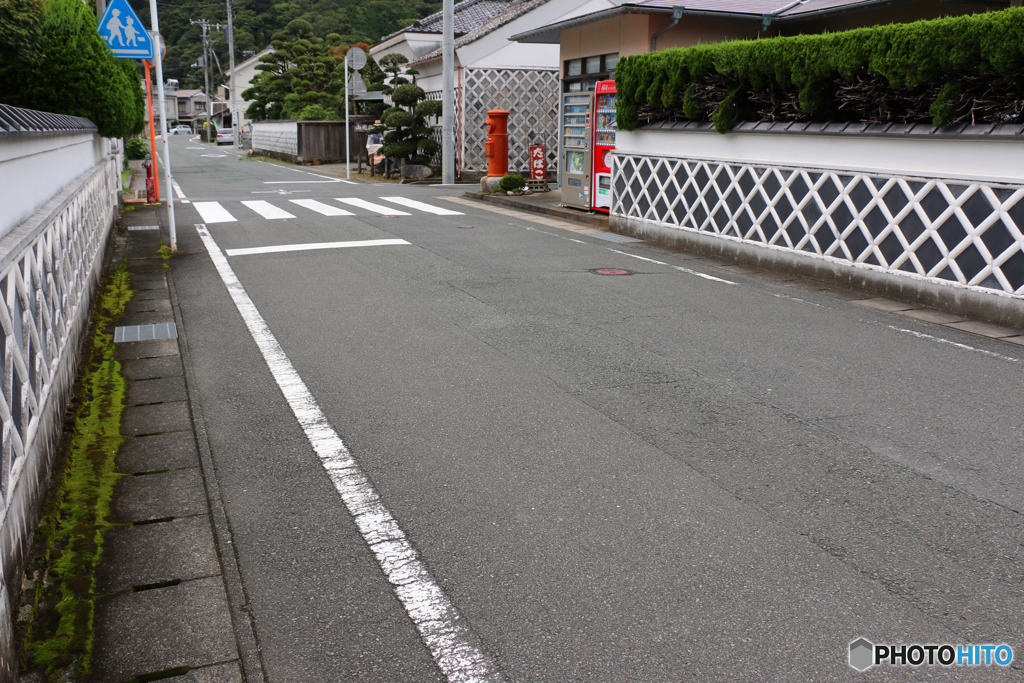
[148, 17, 177, 250]
[345, 57, 350, 180]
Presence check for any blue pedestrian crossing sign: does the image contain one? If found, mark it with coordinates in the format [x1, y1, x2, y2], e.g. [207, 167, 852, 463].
[98, 0, 154, 59]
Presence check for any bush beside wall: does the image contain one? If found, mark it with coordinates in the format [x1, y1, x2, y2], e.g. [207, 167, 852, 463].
[616, 8, 1024, 133]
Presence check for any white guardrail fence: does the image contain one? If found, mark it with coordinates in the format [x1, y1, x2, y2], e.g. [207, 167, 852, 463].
[0, 105, 122, 678]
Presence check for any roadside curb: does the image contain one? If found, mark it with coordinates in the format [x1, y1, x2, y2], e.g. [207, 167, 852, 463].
[462, 190, 611, 230]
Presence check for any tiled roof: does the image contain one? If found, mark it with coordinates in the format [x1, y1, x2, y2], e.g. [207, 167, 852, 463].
[640, 118, 1024, 139]
[511, 0, 919, 42]
[380, 0, 518, 42]
[632, 0, 899, 19]
[411, 0, 553, 65]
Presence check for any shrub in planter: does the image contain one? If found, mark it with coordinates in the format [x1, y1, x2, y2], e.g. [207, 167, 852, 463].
[616, 7, 1024, 133]
[498, 173, 526, 193]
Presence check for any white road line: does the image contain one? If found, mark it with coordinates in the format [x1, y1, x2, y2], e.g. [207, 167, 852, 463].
[886, 325, 1021, 363]
[379, 197, 464, 215]
[193, 202, 237, 224]
[772, 292, 827, 308]
[225, 239, 410, 256]
[172, 180, 190, 204]
[303, 172, 357, 185]
[195, 224, 504, 683]
[264, 179, 343, 184]
[241, 200, 295, 219]
[335, 198, 411, 215]
[288, 199, 354, 216]
[607, 248, 737, 284]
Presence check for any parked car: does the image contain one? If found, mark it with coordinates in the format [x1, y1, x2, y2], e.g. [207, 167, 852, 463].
[216, 128, 234, 145]
[171, 125, 191, 135]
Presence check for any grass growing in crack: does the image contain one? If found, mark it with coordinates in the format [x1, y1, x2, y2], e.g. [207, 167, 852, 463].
[22, 263, 133, 679]
[156, 244, 172, 272]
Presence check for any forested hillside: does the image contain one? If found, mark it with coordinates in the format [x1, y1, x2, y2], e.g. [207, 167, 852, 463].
[129, 0, 442, 88]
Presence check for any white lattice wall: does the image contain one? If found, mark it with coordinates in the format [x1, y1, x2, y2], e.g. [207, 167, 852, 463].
[251, 120, 298, 157]
[423, 88, 462, 169]
[0, 153, 120, 679]
[462, 68, 559, 174]
[612, 154, 1024, 298]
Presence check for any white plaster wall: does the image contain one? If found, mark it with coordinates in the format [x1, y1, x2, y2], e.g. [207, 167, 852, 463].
[617, 128, 1024, 185]
[0, 133, 103, 238]
[463, 40, 560, 69]
[234, 59, 267, 127]
[251, 120, 298, 133]
[371, 32, 440, 63]
[457, 0, 614, 68]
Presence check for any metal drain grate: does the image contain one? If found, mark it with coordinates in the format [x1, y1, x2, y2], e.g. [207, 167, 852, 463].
[114, 323, 177, 343]
[128, 225, 160, 231]
[589, 233, 643, 243]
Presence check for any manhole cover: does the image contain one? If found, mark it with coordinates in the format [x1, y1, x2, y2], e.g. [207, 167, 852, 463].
[590, 268, 633, 276]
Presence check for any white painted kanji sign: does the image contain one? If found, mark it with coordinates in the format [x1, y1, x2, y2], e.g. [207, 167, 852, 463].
[98, 0, 154, 59]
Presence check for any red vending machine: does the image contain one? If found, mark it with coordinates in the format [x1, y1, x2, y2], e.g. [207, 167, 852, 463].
[592, 80, 617, 213]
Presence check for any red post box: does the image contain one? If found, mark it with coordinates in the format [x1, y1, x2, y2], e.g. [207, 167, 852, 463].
[484, 109, 509, 178]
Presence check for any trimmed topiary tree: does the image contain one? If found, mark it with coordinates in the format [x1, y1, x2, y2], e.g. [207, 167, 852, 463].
[375, 54, 441, 165]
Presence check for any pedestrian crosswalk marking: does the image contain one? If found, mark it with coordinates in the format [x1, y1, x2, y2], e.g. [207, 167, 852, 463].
[191, 197, 459, 222]
[379, 196, 463, 215]
[289, 199, 354, 216]
[242, 200, 295, 219]
[334, 198, 410, 215]
[193, 202, 237, 224]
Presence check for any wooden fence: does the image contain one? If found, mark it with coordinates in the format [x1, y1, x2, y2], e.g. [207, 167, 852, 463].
[251, 117, 377, 164]
[297, 117, 375, 164]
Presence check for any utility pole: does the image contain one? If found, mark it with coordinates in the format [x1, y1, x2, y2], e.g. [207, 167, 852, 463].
[442, 0, 454, 185]
[226, 0, 237, 147]
[190, 19, 226, 138]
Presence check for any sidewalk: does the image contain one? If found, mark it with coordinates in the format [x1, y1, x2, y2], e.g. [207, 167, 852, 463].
[88, 204, 259, 682]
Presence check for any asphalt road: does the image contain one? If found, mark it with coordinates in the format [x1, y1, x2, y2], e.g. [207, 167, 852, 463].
[163, 137, 1024, 682]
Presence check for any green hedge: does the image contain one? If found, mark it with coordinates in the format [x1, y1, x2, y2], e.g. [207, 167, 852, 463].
[616, 8, 1024, 133]
[0, 0, 144, 138]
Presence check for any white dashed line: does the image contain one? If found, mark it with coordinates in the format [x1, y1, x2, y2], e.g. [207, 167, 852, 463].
[171, 180, 190, 203]
[886, 325, 1021, 363]
[195, 224, 505, 683]
[607, 249, 737, 285]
